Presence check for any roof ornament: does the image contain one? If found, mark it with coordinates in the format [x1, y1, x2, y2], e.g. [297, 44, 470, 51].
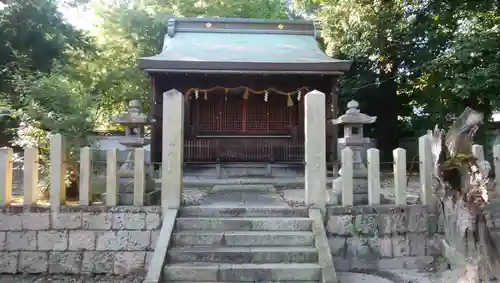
[167, 18, 176, 37]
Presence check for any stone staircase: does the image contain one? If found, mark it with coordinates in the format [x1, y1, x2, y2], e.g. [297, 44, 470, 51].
[163, 206, 322, 282]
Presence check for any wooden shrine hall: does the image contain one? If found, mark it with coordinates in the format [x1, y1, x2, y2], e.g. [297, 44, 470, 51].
[137, 17, 351, 175]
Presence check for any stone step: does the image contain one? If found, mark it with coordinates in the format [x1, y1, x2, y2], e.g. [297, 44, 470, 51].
[171, 231, 315, 247]
[168, 281, 318, 283]
[164, 263, 321, 281]
[168, 282, 319, 283]
[168, 246, 318, 263]
[179, 206, 309, 218]
[175, 217, 311, 231]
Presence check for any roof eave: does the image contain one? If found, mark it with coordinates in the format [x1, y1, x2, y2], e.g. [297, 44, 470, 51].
[137, 58, 352, 74]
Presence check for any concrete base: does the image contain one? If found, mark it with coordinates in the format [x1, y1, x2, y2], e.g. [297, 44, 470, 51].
[332, 178, 376, 205]
[144, 208, 178, 283]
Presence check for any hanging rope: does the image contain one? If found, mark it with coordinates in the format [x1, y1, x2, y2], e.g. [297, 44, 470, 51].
[184, 86, 311, 107]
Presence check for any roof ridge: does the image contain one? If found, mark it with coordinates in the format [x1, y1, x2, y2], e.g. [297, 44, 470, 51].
[166, 16, 317, 38]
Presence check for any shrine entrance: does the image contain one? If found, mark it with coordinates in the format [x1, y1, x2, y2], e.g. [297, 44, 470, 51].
[184, 89, 305, 163]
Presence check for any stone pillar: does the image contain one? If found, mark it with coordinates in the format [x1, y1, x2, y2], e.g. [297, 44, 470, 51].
[23, 147, 39, 205]
[341, 147, 353, 206]
[134, 148, 145, 206]
[418, 135, 433, 205]
[162, 89, 184, 209]
[50, 134, 66, 211]
[79, 147, 92, 206]
[304, 90, 327, 209]
[393, 148, 407, 205]
[367, 148, 380, 205]
[0, 147, 13, 206]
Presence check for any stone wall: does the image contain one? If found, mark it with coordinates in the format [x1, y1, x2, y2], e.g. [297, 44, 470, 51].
[0, 206, 161, 274]
[325, 204, 435, 271]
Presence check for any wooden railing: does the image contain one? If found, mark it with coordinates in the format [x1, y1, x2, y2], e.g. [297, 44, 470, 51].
[184, 137, 304, 163]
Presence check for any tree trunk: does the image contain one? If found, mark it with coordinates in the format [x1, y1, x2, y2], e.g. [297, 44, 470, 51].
[428, 110, 500, 282]
[439, 196, 497, 282]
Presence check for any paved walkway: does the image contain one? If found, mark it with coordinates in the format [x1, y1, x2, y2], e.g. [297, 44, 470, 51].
[0, 272, 438, 283]
[0, 274, 144, 283]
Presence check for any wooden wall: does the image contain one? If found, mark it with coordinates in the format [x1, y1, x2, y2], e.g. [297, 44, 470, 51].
[148, 73, 339, 165]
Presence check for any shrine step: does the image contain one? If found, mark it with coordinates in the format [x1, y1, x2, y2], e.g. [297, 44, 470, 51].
[179, 206, 308, 217]
[165, 207, 323, 282]
[163, 263, 321, 281]
[175, 217, 312, 231]
[167, 246, 318, 263]
[171, 230, 315, 246]
[167, 282, 318, 283]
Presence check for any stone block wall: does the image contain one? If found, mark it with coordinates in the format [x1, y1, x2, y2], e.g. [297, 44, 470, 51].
[325, 204, 436, 271]
[0, 206, 162, 274]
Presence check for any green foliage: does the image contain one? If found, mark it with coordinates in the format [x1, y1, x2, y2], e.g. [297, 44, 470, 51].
[0, 0, 293, 196]
[163, 0, 291, 19]
[69, 0, 294, 127]
[294, 0, 500, 158]
[0, 0, 91, 89]
[2, 0, 497, 167]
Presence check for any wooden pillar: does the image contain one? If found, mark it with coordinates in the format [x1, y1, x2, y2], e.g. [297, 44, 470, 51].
[150, 74, 164, 170]
[330, 77, 340, 173]
[149, 74, 159, 167]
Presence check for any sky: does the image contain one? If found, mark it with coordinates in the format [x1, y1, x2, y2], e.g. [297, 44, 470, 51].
[58, 3, 95, 31]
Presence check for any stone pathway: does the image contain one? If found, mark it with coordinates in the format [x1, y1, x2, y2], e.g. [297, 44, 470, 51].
[0, 272, 447, 283]
[0, 274, 144, 283]
[181, 174, 423, 207]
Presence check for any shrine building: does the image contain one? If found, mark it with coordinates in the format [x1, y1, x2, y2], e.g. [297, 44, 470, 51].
[137, 17, 351, 176]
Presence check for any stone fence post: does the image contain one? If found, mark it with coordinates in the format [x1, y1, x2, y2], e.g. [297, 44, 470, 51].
[0, 147, 13, 206]
[24, 147, 39, 205]
[341, 147, 353, 206]
[304, 90, 327, 209]
[106, 148, 118, 206]
[50, 133, 66, 211]
[134, 148, 145, 206]
[367, 148, 380, 205]
[393, 148, 407, 205]
[418, 135, 433, 205]
[79, 147, 92, 206]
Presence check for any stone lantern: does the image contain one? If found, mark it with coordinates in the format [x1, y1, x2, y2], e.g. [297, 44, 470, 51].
[331, 100, 376, 205]
[110, 100, 150, 204]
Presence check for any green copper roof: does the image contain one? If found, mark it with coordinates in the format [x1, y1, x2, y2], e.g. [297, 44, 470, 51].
[138, 17, 351, 74]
